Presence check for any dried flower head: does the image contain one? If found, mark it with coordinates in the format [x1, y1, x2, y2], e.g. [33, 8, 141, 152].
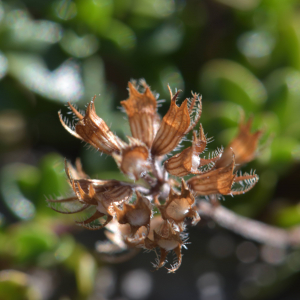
[49, 79, 260, 272]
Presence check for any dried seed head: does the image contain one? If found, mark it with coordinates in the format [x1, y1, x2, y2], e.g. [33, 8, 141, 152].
[121, 81, 160, 148]
[157, 179, 200, 229]
[68, 98, 126, 155]
[112, 137, 150, 180]
[216, 116, 262, 168]
[53, 79, 261, 272]
[114, 191, 152, 236]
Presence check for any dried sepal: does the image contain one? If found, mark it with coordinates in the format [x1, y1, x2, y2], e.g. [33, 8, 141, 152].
[216, 116, 262, 168]
[67, 98, 126, 155]
[113, 192, 152, 236]
[76, 209, 113, 231]
[46, 196, 89, 214]
[164, 124, 208, 176]
[157, 179, 200, 229]
[230, 170, 259, 195]
[102, 221, 133, 251]
[71, 183, 133, 230]
[151, 88, 191, 156]
[97, 220, 147, 256]
[187, 154, 236, 196]
[186, 92, 202, 133]
[58, 111, 83, 140]
[52, 161, 133, 229]
[199, 147, 224, 168]
[121, 81, 160, 148]
[144, 217, 186, 273]
[65, 160, 129, 206]
[112, 137, 150, 180]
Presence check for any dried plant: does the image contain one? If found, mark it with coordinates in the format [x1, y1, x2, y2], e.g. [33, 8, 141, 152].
[48, 80, 260, 273]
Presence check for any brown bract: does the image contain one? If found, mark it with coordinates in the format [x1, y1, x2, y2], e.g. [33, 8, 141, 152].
[216, 116, 262, 168]
[121, 81, 160, 148]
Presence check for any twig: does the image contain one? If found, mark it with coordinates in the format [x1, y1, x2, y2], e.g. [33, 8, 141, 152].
[197, 200, 300, 248]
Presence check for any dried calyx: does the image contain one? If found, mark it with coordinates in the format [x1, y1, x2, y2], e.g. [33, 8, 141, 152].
[49, 79, 260, 272]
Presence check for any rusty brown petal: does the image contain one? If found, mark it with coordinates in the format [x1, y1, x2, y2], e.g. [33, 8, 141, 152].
[164, 124, 207, 177]
[121, 81, 160, 148]
[216, 116, 262, 168]
[151, 88, 191, 156]
[112, 137, 150, 180]
[65, 98, 126, 155]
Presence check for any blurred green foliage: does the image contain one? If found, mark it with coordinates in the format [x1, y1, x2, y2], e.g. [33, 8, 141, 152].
[0, 0, 300, 299]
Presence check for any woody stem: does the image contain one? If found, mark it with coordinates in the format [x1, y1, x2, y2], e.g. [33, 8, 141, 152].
[197, 200, 300, 248]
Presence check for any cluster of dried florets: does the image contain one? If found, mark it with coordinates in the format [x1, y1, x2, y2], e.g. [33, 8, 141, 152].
[48, 80, 261, 273]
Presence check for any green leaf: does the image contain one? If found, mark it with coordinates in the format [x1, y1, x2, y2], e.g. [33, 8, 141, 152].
[0, 270, 40, 300]
[36, 153, 69, 213]
[200, 59, 267, 111]
[273, 204, 300, 227]
[4, 223, 58, 264]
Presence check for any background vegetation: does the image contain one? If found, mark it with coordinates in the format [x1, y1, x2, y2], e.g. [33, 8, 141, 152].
[0, 0, 300, 299]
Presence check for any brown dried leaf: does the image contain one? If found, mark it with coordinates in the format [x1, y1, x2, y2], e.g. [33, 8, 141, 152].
[121, 81, 160, 148]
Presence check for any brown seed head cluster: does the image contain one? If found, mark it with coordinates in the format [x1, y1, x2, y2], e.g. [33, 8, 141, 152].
[48, 80, 260, 273]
